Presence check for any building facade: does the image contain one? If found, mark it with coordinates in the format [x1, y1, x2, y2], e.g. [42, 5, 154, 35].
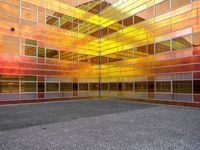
[0, 0, 200, 104]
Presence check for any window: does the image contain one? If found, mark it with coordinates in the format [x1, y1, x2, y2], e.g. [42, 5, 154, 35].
[124, 83, 133, 91]
[173, 81, 192, 93]
[46, 49, 59, 59]
[192, 32, 200, 47]
[0, 82, 19, 93]
[148, 81, 154, 92]
[172, 35, 192, 51]
[60, 82, 72, 91]
[79, 83, 88, 91]
[135, 82, 147, 92]
[46, 83, 59, 92]
[134, 9, 146, 24]
[21, 82, 36, 92]
[171, 0, 190, 10]
[24, 39, 37, 46]
[123, 49, 134, 60]
[148, 44, 154, 55]
[134, 45, 147, 58]
[21, 45, 36, 56]
[90, 83, 99, 91]
[109, 83, 117, 91]
[46, 15, 59, 27]
[123, 16, 134, 27]
[38, 47, 45, 58]
[193, 80, 200, 94]
[156, 82, 171, 92]
[0, 75, 19, 81]
[156, 0, 170, 16]
[20, 76, 36, 81]
[101, 83, 108, 90]
[60, 51, 73, 61]
[156, 40, 171, 53]
[79, 54, 89, 62]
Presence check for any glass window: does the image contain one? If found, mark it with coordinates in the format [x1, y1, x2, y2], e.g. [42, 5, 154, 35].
[123, 16, 134, 26]
[101, 83, 108, 90]
[60, 51, 73, 61]
[134, 45, 147, 58]
[156, 82, 171, 92]
[60, 82, 72, 91]
[156, 0, 170, 16]
[21, 82, 36, 92]
[123, 49, 134, 60]
[109, 83, 117, 91]
[0, 82, 19, 93]
[46, 15, 59, 27]
[90, 83, 99, 91]
[46, 83, 59, 92]
[172, 0, 190, 10]
[21, 45, 36, 56]
[46, 49, 59, 59]
[38, 82, 45, 92]
[148, 81, 155, 92]
[156, 40, 171, 53]
[38, 47, 45, 58]
[20, 76, 36, 81]
[194, 80, 200, 94]
[79, 54, 89, 62]
[148, 44, 154, 55]
[108, 53, 118, 63]
[172, 35, 192, 51]
[135, 82, 147, 92]
[192, 32, 200, 48]
[124, 83, 133, 91]
[173, 81, 192, 93]
[0, 75, 19, 81]
[79, 83, 88, 91]
[23, 39, 37, 46]
[134, 9, 146, 24]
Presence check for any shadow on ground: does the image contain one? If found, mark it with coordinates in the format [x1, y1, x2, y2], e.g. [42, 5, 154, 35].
[0, 99, 156, 131]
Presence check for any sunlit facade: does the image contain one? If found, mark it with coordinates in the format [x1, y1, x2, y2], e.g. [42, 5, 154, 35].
[0, 0, 200, 104]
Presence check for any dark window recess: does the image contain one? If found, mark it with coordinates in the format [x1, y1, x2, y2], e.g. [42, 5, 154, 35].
[109, 83, 118, 91]
[73, 83, 78, 91]
[79, 83, 88, 91]
[156, 82, 171, 92]
[60, 82, 72, 91]
[90, 83, 99, 91]
[101, 83, 108, 90]
[38, 82, 45, 92]
[46, 49, 59, 59]
[156, 40, 171, 53]
[193, 80, 200, 94]
[124, 83, 133, 91]
[123, 16, 134, 26]
[135, 82, 147, 92]
[148, 81, 154, 92]
[46, 83, 59, 92]
[118, 83, 122, 91]
[173, 81, 192, 93]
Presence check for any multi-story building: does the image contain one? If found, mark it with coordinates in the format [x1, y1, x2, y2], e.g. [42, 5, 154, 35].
[0, 0, 200, 105]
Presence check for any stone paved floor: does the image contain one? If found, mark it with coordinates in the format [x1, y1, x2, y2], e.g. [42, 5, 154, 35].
[0, 99, 200, 150]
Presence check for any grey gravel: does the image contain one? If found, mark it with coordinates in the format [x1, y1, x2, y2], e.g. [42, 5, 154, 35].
[0, 99, 200, 150]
